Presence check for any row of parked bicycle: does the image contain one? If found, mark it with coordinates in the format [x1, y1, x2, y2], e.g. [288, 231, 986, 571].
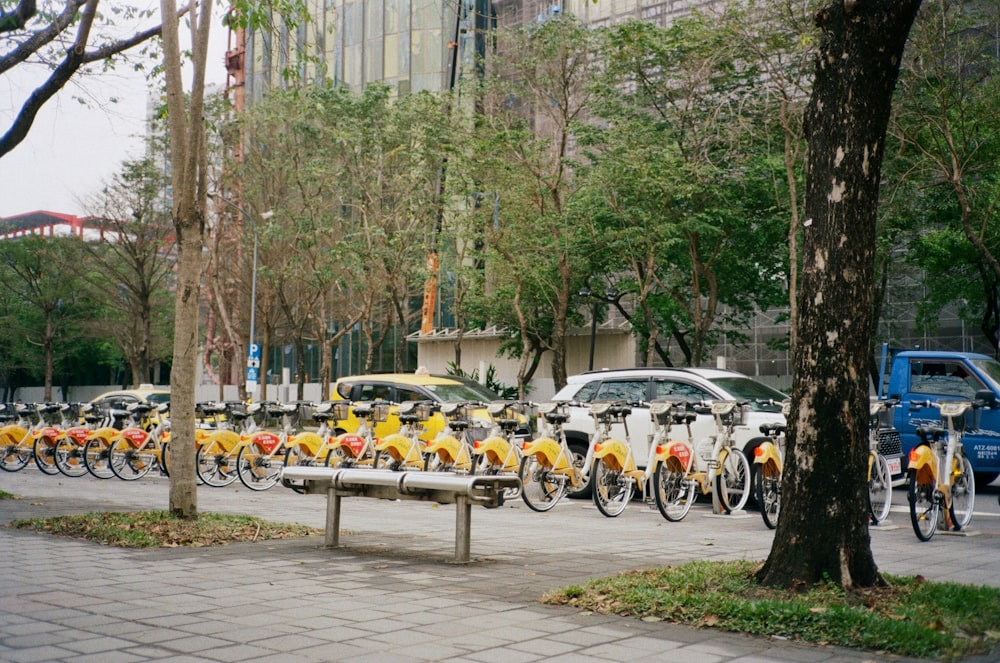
[0, 393, 979, 539]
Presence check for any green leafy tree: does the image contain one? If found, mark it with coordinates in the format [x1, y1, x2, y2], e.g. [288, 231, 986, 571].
[889, 0, 1000, 356]
[80, 157, 176, 386]
[235, 84, 448, 394]
[0, 236, 92, 400]
[457, 14, 599, 393]
[579, 17, 786, 366]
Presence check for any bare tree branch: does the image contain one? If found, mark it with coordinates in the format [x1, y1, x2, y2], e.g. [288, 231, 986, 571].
[0, 1, 192, 160]
[0, 0, 38, 34]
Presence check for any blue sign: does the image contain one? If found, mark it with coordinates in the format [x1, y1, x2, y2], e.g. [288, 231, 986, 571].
[248, 343, 261, 369]
[246, 366, 259, 382]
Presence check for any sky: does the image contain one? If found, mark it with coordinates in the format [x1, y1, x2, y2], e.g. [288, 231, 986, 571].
[0, 5, 229, 219]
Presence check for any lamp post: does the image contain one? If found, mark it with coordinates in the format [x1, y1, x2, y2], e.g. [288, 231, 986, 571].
[210, 194, 273, 399]
[578, 286, 619, 371]
[246, 210, 274, 397]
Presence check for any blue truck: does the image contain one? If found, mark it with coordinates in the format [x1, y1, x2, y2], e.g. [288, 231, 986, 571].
[882, 350, 1000, 485]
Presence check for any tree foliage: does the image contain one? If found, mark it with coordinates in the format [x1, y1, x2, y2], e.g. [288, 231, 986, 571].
[0, 0, 179, 159]
[233, 83, 450, 395]
[80, 157, 176, 386]
[578, 17, 788, 366]
[889, 0, 1000, 356]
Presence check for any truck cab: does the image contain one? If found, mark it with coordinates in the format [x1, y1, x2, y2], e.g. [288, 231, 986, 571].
[886, 350, 1000, 484]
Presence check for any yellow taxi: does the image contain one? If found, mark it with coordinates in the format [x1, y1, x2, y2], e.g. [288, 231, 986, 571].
[330, 372, 529, 442]
[89, 385, 171, 410]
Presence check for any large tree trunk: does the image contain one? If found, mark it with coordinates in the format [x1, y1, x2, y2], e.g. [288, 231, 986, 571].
[756, 0, 921, 589]
[161, 0, 213, 519]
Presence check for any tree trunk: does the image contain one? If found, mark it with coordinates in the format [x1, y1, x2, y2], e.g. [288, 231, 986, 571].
[161, 0, 213, 519]
[756, 0, 921, 589]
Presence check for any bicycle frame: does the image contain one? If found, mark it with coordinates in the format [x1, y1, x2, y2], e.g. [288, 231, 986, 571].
[908, 400, 971, 529]
[375, 401, 434, 470]
[695, 400, 751, 513]
[108, 403, 172, 480]
[521, 410, 593, 488]
[473, 401, 527, 474]
[1, 404, 41, 472]
[327, 401, 386, 467]
[423, 401, 476, 473]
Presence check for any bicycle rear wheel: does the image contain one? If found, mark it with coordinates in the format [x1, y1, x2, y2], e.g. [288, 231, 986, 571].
[1, 439, 33, 472]
[33, 437, 60, 475]
[519, 455, 565, 512]
[755, 465, 780, 530]
[108, 438, 155, 480]
[908, 469, 938, 541]
[949, 455, 975, 531]
[592, 457, 633, 517]
[83, 437, 115, 479]
[236, 443, 282, 491]
[714, 448, 750, 513]
[867, 453, 893, 525]
[54, 439, 88, 477]
[197, 441, 239, 487]
[653, 461, 695, 522]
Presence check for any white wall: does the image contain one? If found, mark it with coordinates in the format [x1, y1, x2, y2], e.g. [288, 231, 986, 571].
[412, 328, 636, 400]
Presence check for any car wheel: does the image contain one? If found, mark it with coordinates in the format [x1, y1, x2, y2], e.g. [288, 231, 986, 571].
[565, 440, 593, 499]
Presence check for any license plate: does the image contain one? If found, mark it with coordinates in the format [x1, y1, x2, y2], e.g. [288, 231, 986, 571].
[887, 457, 902, 475]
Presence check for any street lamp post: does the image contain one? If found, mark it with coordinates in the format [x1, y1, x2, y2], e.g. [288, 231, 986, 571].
[579, 286, 619, 371]
[210, 193, 272, 399]
[246, 210, 274, 400]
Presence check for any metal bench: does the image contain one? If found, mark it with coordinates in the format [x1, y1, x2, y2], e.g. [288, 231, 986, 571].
[280, 466, 521, 562]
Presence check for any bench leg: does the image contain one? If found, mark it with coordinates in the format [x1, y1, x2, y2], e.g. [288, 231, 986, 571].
[326, 488, 341, 548]
[455, 494, 471, 563]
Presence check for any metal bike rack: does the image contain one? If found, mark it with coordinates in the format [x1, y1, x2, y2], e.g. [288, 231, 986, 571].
[280, 466, 520, 563]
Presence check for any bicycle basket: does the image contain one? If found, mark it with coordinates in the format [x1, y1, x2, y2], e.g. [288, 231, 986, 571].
[710, 400, 744, 426]
[372, 402, 392, 423]
[648, 400, 677, 426]
[332, 402, 351, 421]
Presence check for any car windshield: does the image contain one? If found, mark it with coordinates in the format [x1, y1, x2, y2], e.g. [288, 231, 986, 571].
[971, 358, 1000, 392]
[709, 377, 787, 412]
[424, 381, 500, 403]
[146, 392, 171, 405]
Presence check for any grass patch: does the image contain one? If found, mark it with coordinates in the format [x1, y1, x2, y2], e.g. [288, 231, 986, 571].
[542, 560, 1000, 661]
[8, 511, 320, 548]
[0, 490, 15, 499]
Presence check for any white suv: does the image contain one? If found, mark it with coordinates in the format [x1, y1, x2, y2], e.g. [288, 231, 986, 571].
[551, 367, 788, 496]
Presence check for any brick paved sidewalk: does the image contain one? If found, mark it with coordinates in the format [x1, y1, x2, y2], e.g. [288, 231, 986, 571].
[1, 470, 998, 662]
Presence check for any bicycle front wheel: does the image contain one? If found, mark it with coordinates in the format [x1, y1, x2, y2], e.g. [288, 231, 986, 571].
[83, 437, 115, 479]
[715, 448, 750, 513]
[755, 464, 780, 530]
[867, 453, 893, 525]
[653, 461, 695, 522]
[236, 443, 282, 491]
[908, 469, 938, 542]
[197, 441, 239, 487]
[949, 455, 975, 531]
[592, 457, 633, 517]
[108, 438, 156, 480]
[519, 455, 565, 512]
[54, 439, 89, 477]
